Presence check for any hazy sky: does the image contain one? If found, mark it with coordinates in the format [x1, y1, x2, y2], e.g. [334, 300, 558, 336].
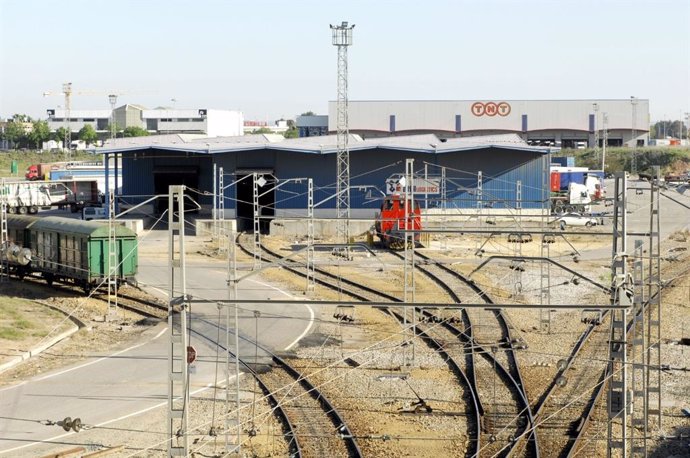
[1, 0, 688, 122]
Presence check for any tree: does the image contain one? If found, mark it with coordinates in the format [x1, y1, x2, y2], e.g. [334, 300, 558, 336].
[29, 120, 51, 149]
[300, 111, 316, 116]
[53, 127, 68, 144]
[3, 121, 26, 148]
[122, 126, 149, 137]
[78, 124, 98, 146]
[250, 127, 274, 135]
[283, 119, 299, 138]
[12, 113, 32, 123]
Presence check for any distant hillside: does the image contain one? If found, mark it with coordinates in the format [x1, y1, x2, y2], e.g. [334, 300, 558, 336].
[555, 147, 690, 175]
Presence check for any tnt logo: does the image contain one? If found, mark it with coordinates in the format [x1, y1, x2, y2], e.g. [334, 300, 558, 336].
[471, 101, 511, 117]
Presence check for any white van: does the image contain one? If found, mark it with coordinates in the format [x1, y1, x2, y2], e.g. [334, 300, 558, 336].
[82, 207, 107, 221]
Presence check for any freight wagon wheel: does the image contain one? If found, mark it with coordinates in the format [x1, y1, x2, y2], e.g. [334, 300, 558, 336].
[18, 206, 27, 215]
[29, 205, 38, 214]
[7, 207, 16, 214]
[44, 273, 54, 286]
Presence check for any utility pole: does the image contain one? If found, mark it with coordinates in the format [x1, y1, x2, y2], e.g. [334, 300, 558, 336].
[330, 21, 354, 245]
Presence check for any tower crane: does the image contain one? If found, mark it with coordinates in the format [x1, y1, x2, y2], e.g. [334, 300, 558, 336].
[42, 83, 129, 150]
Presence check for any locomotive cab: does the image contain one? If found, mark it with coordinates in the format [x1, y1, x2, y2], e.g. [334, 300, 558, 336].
[374, 193, 422, 250]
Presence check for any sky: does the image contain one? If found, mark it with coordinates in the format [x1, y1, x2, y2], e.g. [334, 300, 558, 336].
[0, 0, 688, 123]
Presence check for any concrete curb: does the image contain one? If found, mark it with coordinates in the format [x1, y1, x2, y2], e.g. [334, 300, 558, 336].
[0, 300, 87, 375]
[0, 325, 79, 375]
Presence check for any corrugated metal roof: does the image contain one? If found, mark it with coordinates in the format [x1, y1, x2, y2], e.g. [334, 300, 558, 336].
[31, 216, 137, 238]
[98, 133, 549, 155]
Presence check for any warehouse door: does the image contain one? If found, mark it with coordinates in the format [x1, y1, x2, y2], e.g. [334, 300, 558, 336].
[235, 172, 275, 233]
[153, 166, 200, 214]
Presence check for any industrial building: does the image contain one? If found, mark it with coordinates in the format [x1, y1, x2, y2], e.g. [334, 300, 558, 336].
[46, 106, 244, 137]
[99, 133, 549, 232]
[297, 99, 650, 148]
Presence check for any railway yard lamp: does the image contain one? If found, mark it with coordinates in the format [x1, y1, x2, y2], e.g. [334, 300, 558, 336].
[108, 94, 118, 139]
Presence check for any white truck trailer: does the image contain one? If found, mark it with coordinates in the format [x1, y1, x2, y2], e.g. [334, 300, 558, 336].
[0, 180, 99, 214]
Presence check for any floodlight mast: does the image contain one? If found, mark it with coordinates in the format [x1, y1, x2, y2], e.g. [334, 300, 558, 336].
[331, 21, 354, 244]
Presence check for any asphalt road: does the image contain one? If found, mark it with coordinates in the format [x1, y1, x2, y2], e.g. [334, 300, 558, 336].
[0, 230, 314, 455]
[579, 178, 690, 261]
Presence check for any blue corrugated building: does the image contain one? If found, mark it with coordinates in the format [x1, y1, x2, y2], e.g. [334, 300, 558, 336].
[99, 133, 550, 231]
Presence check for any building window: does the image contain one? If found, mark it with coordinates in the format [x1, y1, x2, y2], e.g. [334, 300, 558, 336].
[160, 118, 171, 122]
[177, 118, 190, 122]
[53, 118, 64, 122]
[83, 118, 95, 122]
[192, 118, 204, 122]
[146, 119, 158, 130]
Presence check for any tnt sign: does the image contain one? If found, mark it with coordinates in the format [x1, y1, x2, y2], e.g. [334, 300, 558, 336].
[471, 101, 511, 117]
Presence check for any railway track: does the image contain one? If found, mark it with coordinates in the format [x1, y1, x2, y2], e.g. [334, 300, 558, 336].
[500, 253, 690, 456]
[190, 311, 362, 458]
[385, 249, 538, 458]
[13, 273, 169, 320]
[237, 234, 492, 457]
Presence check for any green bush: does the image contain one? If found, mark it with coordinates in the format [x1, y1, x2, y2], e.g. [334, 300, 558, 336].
[554, 147, 690, 174]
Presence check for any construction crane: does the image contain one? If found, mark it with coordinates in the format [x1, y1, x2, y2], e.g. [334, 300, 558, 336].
[42, 83, 129, 150]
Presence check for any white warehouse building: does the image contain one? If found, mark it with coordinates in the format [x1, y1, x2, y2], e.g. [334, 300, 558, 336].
[46, 106, 244, 137]
[326, 99, 650, 148]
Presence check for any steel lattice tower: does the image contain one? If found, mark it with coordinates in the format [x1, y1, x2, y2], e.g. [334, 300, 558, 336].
[330, 21, 354, 244]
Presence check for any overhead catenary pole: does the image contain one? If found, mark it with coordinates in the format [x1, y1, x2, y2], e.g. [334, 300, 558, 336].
[225, 233, 242, 453]
[0, 185, 7, 282]
[330, 21, 354, 245]
[167, 185, 190, 457]
[106, 190, 118, 320]
[403, 159, 416, 366]
[607, 172, 632, 458]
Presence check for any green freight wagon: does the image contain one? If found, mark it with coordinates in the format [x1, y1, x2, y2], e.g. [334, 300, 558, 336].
[29, 217, 138, 293]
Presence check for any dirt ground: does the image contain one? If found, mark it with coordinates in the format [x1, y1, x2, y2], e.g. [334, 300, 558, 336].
[2, 227, 689, 457]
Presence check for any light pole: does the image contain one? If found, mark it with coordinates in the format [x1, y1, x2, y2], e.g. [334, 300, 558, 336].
[630, 96, 638, 147]
[685, 112, 689, 145]
[108, 94, 118, 139]
[602, 112, 608, 174]
[593, 102, 599, 158]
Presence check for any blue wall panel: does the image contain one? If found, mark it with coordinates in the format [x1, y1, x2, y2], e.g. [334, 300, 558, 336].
[120, 147, 547, 213]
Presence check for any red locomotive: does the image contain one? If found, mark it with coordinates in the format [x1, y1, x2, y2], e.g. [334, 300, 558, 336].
[374, 190, 422, 250]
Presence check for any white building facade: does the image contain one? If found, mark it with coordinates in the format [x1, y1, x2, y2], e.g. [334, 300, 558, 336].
[47, 106, 244, 137]
[328, 99, 650, 148]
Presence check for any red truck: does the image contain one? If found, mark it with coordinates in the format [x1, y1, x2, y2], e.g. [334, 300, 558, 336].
[25, 163, 67, 181]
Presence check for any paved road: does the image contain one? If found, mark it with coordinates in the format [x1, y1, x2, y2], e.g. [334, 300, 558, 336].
[0, 230, 314, 455]
[579, 179, 690, 261]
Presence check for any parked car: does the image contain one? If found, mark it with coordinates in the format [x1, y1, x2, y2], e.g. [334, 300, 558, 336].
[552, 212, 598, 230]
